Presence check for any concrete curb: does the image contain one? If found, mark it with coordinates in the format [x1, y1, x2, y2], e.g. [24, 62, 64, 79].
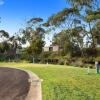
[25, 71, 42, 100]
[14, 68, 43, 100]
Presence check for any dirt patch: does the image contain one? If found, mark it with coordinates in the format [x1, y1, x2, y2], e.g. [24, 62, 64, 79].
[0, 67, 30, 100]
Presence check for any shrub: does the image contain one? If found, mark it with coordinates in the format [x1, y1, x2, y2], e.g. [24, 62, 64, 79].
[58, 59, 65, 65]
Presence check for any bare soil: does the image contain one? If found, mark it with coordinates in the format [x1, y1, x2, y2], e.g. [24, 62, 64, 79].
[0, 67, 30, 100]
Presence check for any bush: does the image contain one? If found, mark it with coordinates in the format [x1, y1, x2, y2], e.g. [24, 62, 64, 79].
[71, 61, 84, 68]
[83, 64, 94, 69]
[58, 59, 65, 65]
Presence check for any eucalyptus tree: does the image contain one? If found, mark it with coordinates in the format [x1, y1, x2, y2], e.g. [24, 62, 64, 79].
[0, 30, 10, 53]
[52, 29, 81, 57]
[92, 20, 100, 45]
[67, 0, 100, 48]
[85, 9, 100, 48]
[44, 0, 100, 57]
[44, 7, 87, 57]
[21, 18, 45, 60]
[0, 30, 9, 41]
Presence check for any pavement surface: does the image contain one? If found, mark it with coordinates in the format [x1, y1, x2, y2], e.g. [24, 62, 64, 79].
[0, 67, 30, 100]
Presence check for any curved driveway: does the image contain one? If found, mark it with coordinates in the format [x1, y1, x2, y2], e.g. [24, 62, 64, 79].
[0, 67, 30, 100]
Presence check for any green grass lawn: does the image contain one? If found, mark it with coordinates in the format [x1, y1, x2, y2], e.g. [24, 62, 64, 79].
[0, 62, 100, 100]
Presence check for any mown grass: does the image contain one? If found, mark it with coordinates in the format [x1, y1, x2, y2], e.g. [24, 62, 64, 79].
[0, 62, 100, 100]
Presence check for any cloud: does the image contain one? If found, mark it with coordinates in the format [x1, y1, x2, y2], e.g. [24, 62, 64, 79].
[0, 0, 4, 6]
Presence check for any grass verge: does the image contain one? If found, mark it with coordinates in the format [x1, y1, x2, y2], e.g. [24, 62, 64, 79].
[0, 62, 100, 100]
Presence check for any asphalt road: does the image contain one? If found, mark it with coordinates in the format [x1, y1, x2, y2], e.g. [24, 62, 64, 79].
[0, 67, 30, 100]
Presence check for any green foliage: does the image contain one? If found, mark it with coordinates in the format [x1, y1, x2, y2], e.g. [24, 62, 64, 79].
[27, 37, 44, 58]
[27, 18, 43, 25]
[21, 17, 45, 44]
[0, 42, 11, 53]
[83, 48, 97, 57]
[45, 0, 99, 58]
[0, 30, 9, 38]
[0, 0, 99, 63]
[48, 7, 79, 26]
[52, 30, 82, 57]
[85, 9, 100, 22]
[67, 0, 96, 9]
